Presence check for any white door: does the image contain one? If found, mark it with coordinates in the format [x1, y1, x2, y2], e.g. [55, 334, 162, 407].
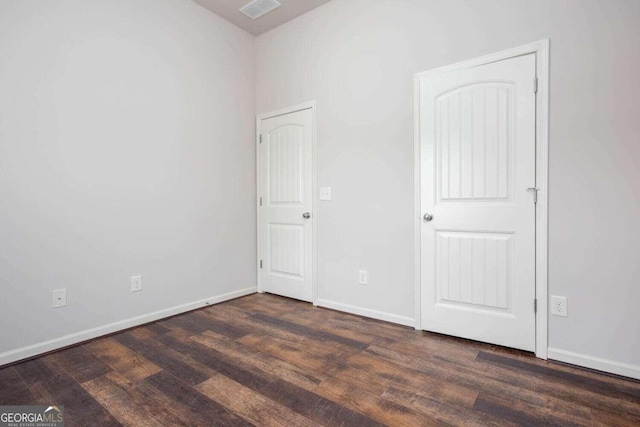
[258, 108, 314, 302]
[419, 54, 537, 351]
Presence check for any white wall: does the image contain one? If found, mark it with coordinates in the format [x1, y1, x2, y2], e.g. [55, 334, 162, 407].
[0, 0, 255, 363]
[2, 0, 639, 378]
[255, 0, 640, 373]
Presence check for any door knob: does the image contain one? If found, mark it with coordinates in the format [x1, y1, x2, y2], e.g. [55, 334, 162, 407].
[302, 212, 311, 219]
[423, 213, 433, 222]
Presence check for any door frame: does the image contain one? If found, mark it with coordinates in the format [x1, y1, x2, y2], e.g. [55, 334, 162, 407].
[256, 101, 318, 303]
[413, 40, 550, 359]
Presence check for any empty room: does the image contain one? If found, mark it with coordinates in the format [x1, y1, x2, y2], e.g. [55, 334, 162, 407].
[1, 0, 639, 425]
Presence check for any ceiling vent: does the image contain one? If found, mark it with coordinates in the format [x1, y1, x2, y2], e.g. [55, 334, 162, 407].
[240, 0, 282, 20]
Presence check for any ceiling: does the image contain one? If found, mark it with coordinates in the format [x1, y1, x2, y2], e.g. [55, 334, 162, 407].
[192, 0, 333, 36]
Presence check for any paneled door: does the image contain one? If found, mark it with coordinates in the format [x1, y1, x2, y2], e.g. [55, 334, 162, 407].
[258, 107, 314, 302]
[419, 54, 537, 351]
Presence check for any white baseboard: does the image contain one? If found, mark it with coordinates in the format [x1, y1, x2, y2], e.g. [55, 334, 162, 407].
[548, 347, 640, 380]
[315, 298, 415, 327]
[0, 287, 257, 367]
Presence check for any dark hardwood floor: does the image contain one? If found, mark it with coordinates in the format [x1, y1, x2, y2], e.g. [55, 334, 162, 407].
[1, 293, 639, 426]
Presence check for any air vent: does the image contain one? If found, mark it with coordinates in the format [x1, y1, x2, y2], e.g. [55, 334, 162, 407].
[240, 0, 281, 20]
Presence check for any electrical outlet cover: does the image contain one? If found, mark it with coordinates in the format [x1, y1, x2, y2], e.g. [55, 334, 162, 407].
[131, 275, 143, 293]
[52, 288, 67, 308]
[550, 295, 568, 317]
[358, 270, 368, 285]
[320, 187, 332, 201]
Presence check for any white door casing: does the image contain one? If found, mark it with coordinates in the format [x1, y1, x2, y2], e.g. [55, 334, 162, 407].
[419, 53, 538, 352]
[257, 104, 315, 302]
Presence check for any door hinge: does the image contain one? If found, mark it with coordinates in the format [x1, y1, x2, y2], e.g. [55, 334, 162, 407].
[259, 134, 262, 144]
[534, 77, 538, 94]
[527, 187, 539, 204]
[260, 260, 263, 269]
[259, 197, 262, 206]
[534, 299, 537, 313]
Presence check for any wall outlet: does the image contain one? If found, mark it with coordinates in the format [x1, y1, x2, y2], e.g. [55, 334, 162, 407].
[551, 295, 568, 316]
[131, 275, 143, 293]
[358, 270, 368, 285]
[320, 187, 332, 201]
[52, 288, 67, 308]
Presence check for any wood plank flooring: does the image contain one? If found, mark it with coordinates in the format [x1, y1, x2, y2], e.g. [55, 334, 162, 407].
[1, 293, 639, 426]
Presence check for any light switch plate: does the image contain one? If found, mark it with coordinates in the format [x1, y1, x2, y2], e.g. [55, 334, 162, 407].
[320, 187, 332, 201]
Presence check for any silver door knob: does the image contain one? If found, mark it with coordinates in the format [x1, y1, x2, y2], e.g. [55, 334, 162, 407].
[423, 213, 433, 222]
[302, 212, 311, 219]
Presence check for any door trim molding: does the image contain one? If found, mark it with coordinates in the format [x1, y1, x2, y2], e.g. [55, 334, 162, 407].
[256, 101, 318, 303]
[413, 40, 550, 359]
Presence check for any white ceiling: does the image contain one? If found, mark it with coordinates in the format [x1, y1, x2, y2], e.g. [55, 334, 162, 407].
[192, 0, 333, 36]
